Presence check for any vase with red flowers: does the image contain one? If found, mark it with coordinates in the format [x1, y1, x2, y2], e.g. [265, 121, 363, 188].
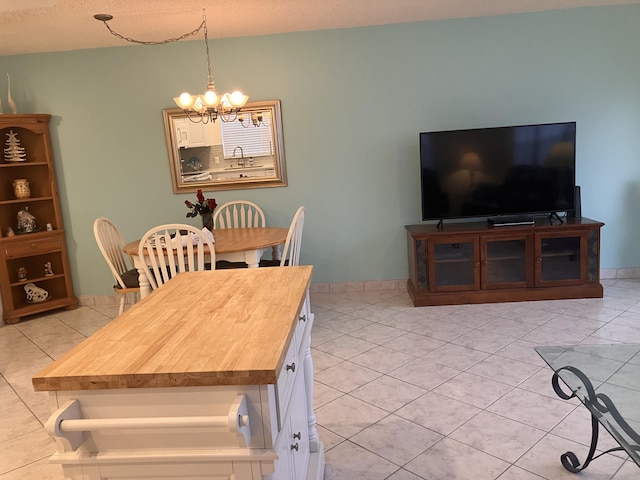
[185, 189, 217, 231]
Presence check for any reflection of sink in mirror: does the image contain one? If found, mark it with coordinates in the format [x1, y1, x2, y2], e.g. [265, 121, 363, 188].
[225, 165, 264, 170]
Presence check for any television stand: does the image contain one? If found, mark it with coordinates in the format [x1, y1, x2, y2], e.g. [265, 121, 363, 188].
[405, 217, 604, 307]
[487, 215, 535, 227]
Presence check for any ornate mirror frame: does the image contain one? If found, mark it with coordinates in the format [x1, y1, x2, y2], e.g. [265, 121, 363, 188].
[163, 99, 287, 193]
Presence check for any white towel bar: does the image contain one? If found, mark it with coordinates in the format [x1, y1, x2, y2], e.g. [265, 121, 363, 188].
[59, 414, 250, 431]
[45, 394, 251, 452]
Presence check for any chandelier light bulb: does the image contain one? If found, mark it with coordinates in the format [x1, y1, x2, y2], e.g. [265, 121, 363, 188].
[229, 91, 249, 108]
[203, 89, 219, 106]
[177, 93, 195, 109]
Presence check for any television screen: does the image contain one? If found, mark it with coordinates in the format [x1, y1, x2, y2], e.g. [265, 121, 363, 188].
[420, 122, 576, 221]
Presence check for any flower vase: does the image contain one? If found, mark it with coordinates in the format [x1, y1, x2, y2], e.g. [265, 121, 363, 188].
[201, 212, 213, 231]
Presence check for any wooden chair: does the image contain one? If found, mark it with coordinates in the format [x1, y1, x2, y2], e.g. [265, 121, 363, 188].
[138, 224, 215, 291]
[261, 206, 305, 267]
[213, 200, 265, 229]
[93, 217, 140, 315]
[213, 201, 266, 269]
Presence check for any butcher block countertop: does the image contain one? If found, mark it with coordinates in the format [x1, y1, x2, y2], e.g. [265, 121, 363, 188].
[32, 266, 313, 392]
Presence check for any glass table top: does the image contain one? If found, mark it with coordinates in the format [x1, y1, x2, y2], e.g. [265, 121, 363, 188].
[536, 343, 640, 466]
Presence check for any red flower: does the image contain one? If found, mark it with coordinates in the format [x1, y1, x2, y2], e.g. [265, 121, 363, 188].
[185, 190, 217, 218]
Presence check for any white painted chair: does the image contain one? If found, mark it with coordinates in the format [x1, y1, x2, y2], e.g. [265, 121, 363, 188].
[261, 206, 305, 267]
[93, 217, 140, 315]
[213, 201, 265, 229]
[281, 206, 305, 266]
[138, 224, 215, 291]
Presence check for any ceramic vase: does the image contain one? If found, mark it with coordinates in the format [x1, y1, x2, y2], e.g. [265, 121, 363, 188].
[12, 178, 30, 199]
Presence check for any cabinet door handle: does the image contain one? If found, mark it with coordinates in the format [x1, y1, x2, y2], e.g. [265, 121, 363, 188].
[293, 432, 301, 440]
[286, 362, 296, 372]
[299, 314, 306, 322]
[290, 443, 299, 451]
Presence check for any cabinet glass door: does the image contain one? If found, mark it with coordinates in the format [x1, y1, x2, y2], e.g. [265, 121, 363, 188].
[429, 237, 479, 291]
[482, 234, 532, 289]
[536, 232, 587, 285]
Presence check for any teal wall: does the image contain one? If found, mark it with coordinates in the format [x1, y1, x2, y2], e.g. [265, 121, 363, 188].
[1, 5, 639, 296]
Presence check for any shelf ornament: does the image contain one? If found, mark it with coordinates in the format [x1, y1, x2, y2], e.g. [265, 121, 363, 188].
[17, 206, 37, 233]
[4, 130, 26, 162]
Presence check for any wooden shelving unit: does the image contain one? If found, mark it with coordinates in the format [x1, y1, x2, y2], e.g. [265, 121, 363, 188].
[0, 114, 77, 324]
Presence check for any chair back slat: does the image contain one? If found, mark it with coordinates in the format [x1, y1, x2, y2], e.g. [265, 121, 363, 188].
[213, 201, 266, 229]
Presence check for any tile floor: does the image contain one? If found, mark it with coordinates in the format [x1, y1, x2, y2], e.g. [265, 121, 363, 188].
[2, 278, 640, 479]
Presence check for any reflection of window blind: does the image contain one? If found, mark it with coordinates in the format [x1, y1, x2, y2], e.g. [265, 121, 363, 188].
[221, 111, 274, 158]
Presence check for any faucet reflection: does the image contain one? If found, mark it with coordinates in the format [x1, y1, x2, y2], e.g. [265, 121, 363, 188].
[232, 146, 244, 167]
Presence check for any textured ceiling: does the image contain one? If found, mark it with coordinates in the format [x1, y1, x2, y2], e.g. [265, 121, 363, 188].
[0, 0, 638, 56]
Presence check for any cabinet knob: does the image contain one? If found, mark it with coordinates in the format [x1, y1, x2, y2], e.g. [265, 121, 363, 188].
[299, 314, 306, 322]
[30, 243, 37, 249]
[293, 432, 301, 440]
[290, 443, 299, 451]
[286, 362, 296, 372]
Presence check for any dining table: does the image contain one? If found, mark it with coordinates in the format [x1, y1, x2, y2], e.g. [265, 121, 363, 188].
[123, 227, 288, 298]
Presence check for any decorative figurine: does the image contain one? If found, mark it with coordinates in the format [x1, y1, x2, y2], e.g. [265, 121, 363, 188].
[4, 130, 26, 162]
[7, 73, 17, 115]
[44, 262, 54, 276]
[6, 227, 15, 237]
[17, 267, 27, 281]
[16, 206, 37, 233]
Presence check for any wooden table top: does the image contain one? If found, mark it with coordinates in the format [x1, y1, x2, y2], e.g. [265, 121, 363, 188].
[32, 266, 313, 392]
[123, 227, 289, 256]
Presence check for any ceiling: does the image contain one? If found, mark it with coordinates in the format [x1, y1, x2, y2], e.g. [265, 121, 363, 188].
[1, 0, 638, 56]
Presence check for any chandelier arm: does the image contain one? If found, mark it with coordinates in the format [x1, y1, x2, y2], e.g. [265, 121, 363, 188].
[94, 15, 205, 46]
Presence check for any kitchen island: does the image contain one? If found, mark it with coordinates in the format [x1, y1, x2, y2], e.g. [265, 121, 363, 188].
[32, 266, 324, 480]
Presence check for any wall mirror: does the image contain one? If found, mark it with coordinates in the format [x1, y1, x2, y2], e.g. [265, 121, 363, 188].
[163, 99, 287, 193]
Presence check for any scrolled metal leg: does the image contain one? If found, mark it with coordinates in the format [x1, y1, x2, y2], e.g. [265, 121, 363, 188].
[551, 366, 635, 473]
[552, 369, 600, 472]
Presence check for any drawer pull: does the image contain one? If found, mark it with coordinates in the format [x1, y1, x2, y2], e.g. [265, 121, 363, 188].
[293, 432, 301, 440]
[286, 362, 296, 373]
[30, 243, 37, 249]
[299, 314, 306, 322]
[290, 443, 299, 451]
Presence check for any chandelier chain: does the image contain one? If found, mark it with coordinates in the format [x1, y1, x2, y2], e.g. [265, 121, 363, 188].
[203, 12, 213, 85]
[96, 15, 205, 46]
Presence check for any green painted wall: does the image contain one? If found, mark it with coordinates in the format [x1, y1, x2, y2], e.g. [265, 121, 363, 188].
[1, 5, 639, 295]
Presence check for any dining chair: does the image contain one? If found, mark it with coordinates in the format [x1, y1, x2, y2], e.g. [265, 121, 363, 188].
[213, 200, 266, 269]
[93, 217, 140, 315]
[213, 200, 266, 229]
[260, 206, 305, 267]
[138, 224, 215, 291]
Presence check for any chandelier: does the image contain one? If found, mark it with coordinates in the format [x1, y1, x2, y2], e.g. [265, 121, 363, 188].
[94, 10, 248, 124]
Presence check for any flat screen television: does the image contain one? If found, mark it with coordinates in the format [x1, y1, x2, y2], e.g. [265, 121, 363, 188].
[420, 122, 576, 221]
